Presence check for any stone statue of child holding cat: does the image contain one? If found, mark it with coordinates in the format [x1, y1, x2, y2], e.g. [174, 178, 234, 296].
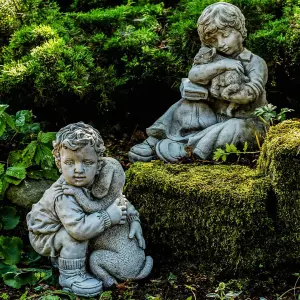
[129, 2, 268, 163]
[27, 122, 153, 297]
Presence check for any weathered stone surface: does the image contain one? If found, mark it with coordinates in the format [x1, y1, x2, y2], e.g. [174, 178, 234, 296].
[129, 2, 267, 163]
[6, 179, 54, 209]
[26, 122, 152, 297]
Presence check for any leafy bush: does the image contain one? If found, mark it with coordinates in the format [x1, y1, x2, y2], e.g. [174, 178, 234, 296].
[0, 104, 58, 197]
[0, 104, 57, 289]
[0, 0, 22, 46]
[1, 0, 300, 129]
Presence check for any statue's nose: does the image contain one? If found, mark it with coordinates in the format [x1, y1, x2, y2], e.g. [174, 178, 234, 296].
[218, 38, 225, 48]
[75, 163, 84, 173]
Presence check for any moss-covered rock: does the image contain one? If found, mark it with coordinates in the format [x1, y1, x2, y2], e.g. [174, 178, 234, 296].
[125, 162, 274, 276]
[6, 179, 54, 209]
[258, 120, 300, 262]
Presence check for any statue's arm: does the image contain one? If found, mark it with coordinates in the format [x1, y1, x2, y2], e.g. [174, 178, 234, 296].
[55, 194, 111, 241]
[227, 56, 268, 105]
[188, 59, 244, 85]
[123, 196, 145, 249]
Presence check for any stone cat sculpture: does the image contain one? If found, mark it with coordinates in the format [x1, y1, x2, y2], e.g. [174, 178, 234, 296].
[194, 46, 249, 116]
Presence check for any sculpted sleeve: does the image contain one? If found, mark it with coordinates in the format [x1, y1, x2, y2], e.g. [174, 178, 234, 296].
[244, 54, 268, 100]
[55, 195, 111, 241]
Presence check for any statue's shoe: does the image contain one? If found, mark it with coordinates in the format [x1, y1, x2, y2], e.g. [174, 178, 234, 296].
[128, 137, 159, 162]
[58, 257, 102, 297]
[155, 139, 187, 162]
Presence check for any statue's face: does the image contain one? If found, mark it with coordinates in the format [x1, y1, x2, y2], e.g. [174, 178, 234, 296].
[207, 28, 243, 56]
[60, 144, 98, 187]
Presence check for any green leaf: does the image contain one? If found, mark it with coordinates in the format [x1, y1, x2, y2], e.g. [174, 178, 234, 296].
[225, 143, 231, 153]
[15, 110, 33, 124]
[5, 166, 26, 185]
[0, 164, 4, 176]
[0, 178, 9, 199]
[243, 142, 248, 152]
[35, 145, 54, 170]
[168, 272, 177, 282]
[0, 261, 17, 276]
[225, 291, 242, 297]
[15, 115, 26, 127]
[213, 148, 226, 161]
[3, 270, 38, 288]
[20, 291, 28, 300]
[43, 168, 59, 180]
[0, 236, 23, 265]
[39, 296, 61, 300]
[229, 144, 237, 153]
[37, 132, 56, 144]
[0, 120, 6, 137]
[7, 151, 23, 167]
[21, 141, 37, 168]
[6, 166, 27, 180]
[27, 170, 44, 180]
[0, 105, 9, 114]
[27, 123, 41, 134]
[206, 293, 218, 298]
[222, 154, 227, 162]
[21, 245, 41, 266]
[1, 207, 20, 230]
[3, 112, 16, 130]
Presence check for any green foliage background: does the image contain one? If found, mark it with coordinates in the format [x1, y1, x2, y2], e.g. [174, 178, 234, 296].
[1, 0, 300, 130]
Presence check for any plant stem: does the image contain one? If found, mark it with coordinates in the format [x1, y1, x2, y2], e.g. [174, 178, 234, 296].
[278, 286, 300, 299]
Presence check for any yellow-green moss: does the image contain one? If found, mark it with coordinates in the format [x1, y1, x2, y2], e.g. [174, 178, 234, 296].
[125, 162, 274, 276]
[258, 120, 300, 261]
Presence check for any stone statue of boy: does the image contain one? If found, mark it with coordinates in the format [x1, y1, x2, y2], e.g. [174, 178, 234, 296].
[129, 2, 267, 162]
[27, 122, 152, 297]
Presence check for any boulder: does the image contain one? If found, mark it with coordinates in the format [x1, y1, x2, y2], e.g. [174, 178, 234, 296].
[6, 179, 54, 209]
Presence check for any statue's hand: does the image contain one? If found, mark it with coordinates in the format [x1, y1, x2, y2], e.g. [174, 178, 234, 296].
[221, 58, 244, 73]
[129, 221, 145, 250]
[106, 198, 127, 225]
[62, 184, 83, 197]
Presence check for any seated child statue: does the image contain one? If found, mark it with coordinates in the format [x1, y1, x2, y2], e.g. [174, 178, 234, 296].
[128, 2, 267, 163]
[27, 122, 153, 297]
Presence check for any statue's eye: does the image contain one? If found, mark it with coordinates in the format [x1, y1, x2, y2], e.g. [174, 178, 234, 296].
[64, 160, 73, 165]
[84, 160, 94, 165]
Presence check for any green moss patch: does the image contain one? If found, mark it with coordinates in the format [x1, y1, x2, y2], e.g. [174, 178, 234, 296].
[125, 162, 273, 276]
[258, 120, 300, 261]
